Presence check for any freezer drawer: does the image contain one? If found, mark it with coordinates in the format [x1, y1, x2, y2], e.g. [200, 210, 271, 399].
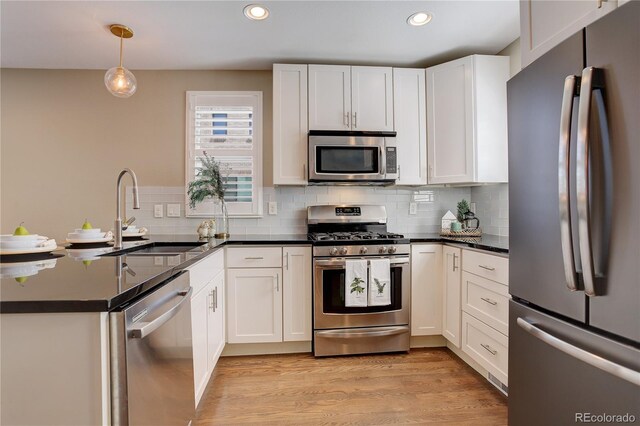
[509, 300, 640, 426]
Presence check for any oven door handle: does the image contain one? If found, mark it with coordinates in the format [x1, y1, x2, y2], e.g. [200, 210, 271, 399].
[316, 326, 408, 338]
[314, 257, 410, 267]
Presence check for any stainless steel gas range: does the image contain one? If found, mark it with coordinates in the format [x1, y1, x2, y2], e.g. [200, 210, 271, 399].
[308, 205, 411, 357]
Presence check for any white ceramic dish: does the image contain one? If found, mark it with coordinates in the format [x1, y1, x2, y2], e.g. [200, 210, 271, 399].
[67, 231, 109, 240]
[0, 239, 58, 256]
[66, 247, 112, 261]
[0, 236, 50, 250]
[122, 228, 147, 238]
[0, 234, 43, 242]
[0, 258, 58, 279]
[74, 228, 102, 235]
[66, 236, 113, 245]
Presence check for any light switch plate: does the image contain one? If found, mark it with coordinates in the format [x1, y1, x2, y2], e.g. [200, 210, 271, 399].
[268, 201, 278, 215]
[409, 203, 417, 215]
[167, 204, 181, 217]
[154, 204, 164, 218]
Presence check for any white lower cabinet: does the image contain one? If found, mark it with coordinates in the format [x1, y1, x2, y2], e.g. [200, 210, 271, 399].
[188, 250, 226, 407]
[462, 312, 508, 385]
[282, 246, 312, 342]
[226, 246, 312, 345]
[410, 244, 443, 336]
[227, 268, 282, 343]
[442, 246, 462, 347]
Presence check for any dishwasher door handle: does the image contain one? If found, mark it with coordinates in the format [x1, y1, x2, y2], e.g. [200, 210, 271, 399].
[130, 287, 192, 339]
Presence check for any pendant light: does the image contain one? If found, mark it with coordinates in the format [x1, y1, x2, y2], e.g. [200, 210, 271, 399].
[104, 24, 137, 98]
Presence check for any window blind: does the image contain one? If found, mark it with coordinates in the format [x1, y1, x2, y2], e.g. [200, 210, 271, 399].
[186, 92, 263, 217]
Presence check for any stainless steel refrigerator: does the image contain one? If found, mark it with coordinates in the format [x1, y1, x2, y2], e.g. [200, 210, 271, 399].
[508, 2, 640, 424]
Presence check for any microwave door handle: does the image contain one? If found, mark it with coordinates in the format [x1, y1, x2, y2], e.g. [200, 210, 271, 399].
[380, 145, 386, 176]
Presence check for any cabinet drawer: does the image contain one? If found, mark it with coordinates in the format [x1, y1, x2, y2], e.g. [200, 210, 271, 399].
[227, 247, 282, 268]
[188, 249, 224, 295]
[462, 312, 508, 385]
[462, 250, 508, 285]
[462, 272, 509, 335]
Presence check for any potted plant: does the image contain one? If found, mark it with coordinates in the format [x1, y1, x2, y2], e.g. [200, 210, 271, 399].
[457, 199, 470, 228]
[187, 152, 229, 238]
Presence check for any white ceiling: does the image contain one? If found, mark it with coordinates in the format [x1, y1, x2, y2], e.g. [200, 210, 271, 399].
[0, 1, 520, 70]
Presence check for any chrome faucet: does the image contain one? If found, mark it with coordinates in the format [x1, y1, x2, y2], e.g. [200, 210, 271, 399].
[114, 168, 140, 249]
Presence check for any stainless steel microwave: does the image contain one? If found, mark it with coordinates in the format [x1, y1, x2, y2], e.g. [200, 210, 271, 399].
[308, 131, 398, 185]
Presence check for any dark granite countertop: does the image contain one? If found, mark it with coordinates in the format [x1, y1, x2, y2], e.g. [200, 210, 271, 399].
[406, 233, 509, 255]
[0, 233, 505, 314]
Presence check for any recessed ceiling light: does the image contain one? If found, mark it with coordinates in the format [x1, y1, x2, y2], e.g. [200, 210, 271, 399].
[244, 4, 270, 21]
[407, 12, 432, 26]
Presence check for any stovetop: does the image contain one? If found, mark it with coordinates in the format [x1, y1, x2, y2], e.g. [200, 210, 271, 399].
[308, 231, 405, 242]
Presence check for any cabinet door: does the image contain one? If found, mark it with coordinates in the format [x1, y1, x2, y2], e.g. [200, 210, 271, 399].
[191, 283, 212, 404]
[273, 64, 308, 185]
[426, 56, 475, 184]
[410, 244, 443, 336]
[520, 0, 617, 68]
[351, 66, 394, 131]
[308, 65, 351, 130]
[226, 268, 282, 343]
[282, 247, 312, 342]
[393, 68, 427, 185]
[442, 246, 462, 347]
[207, 271, 225, 372]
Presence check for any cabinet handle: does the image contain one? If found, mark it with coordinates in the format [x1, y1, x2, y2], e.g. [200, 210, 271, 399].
[214, 287, 218, 310]
[353, 112, 357, 128]
[428, 165, 433, 179]
[345, 112, 350, 127]
[210, 290, 215, 312]
[245, 257, 264, 260]
[480, 297, 498, 306]
[285, 252, 290, 270]
[478, 264, 495, 271]
[275, 274, 279, 292]
[453, 253, 459, 271]
[481, 343, 497, 356]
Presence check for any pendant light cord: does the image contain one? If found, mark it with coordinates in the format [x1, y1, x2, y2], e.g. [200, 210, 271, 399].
[119, 35, 123, 68]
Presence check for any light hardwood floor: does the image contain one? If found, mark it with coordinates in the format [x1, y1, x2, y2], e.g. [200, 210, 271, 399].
[194, 348, 507, 425]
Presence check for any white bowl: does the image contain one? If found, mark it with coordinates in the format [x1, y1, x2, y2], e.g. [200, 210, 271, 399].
[0, 237, 49, 249]
[0, 234, 42, 242]
[74, 228, 102, 235]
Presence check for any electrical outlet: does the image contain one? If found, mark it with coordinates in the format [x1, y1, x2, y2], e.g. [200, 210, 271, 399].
[154, 204, 164, 218]
[167, 204, 181, 217]
[268, 201, 278, 215]
[409, 202, 418, 215]
[154, 256, 164, 266]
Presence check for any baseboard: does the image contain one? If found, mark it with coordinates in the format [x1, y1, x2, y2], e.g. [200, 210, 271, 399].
[221, 341, 312, 356]
[410, 335, 447, 348]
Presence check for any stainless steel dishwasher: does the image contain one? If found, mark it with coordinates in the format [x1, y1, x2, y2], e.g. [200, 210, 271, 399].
[110, 271, 195, 425]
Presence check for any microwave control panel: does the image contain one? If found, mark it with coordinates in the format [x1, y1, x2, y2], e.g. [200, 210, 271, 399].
[386, 147, 397, 174]
[335, 207, 361, 216]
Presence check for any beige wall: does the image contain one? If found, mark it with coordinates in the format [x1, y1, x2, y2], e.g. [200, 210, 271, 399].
[0, 69, 272, 240]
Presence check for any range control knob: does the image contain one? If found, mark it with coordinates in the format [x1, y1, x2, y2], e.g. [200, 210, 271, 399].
[379, 246, 388, 254]
[340, 247, 349, 255]
[388, 246, 397, 254]
[360, 246, 368, 254]
[329, 247, 339, 256]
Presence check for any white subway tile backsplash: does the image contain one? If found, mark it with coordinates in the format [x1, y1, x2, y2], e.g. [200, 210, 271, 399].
[125, 185, 515, 237]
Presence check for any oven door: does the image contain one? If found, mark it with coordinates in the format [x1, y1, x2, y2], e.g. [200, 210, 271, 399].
[309, 134, 394, 182]
[313, 256, 410, 329]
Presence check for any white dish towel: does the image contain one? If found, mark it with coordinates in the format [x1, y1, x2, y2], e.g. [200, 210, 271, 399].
[368, 258, 391, 306]
[345, 259, 368, 307]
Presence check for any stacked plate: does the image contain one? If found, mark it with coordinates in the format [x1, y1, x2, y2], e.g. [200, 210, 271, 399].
[122, 226, 148, 238]
[66, 229, 113, 245]
[0, 234, 58, 255]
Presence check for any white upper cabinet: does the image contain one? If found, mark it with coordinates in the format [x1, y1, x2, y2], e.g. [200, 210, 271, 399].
[273, 64, 308, 185]
[393, 68, 427, 185]
[426, 55, 509, 185]
[520, 0, 618, 68]
[308, 65, 393, 131]
[308, 65, 351, 130]
[351, 66, 394, 131]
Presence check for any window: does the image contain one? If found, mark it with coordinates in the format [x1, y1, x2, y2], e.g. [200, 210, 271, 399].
[186, 91, 263, 217]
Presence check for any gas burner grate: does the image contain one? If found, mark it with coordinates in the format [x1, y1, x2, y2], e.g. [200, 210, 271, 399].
[308, 231, 405, 241]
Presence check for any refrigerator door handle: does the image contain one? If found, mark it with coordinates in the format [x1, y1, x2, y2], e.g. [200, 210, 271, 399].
[558, 75, 580, 291]
[517, 318, 640, 386]
[576, 67, 607, 297]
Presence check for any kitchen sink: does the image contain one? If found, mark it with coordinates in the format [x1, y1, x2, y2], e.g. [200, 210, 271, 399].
[104, 242, 207, 256]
